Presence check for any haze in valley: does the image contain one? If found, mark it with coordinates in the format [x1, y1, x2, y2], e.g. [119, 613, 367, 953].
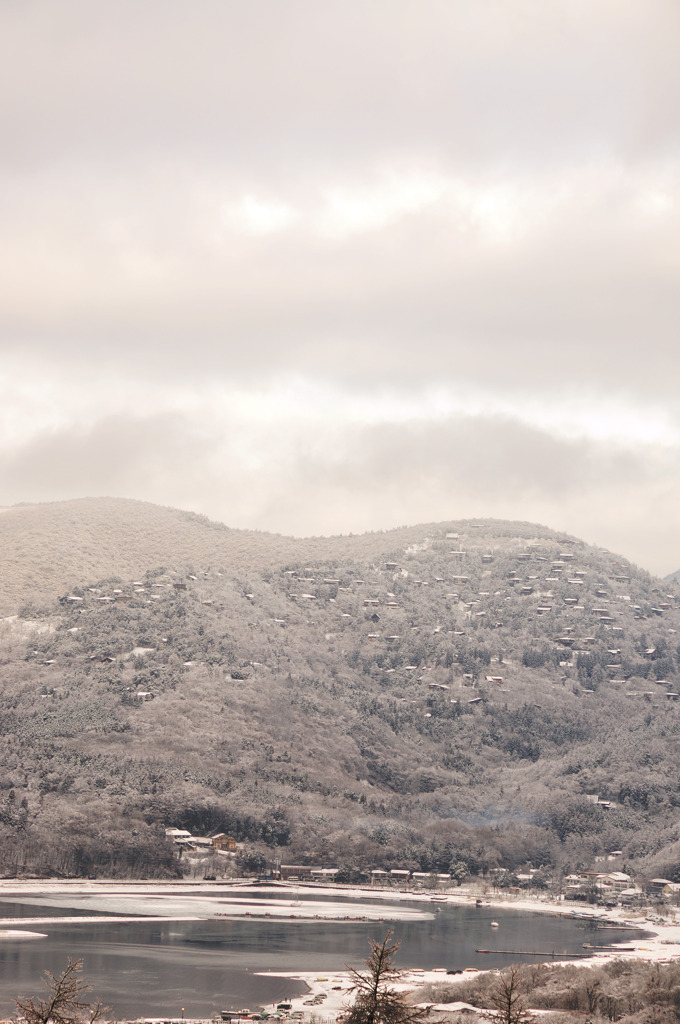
[1, 1, 679, 574]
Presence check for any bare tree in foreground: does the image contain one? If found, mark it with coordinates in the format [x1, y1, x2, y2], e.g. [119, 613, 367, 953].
[345, 931, 430, 1024]
[15, 958, 107, 1024]
[481, 964, 533, 1024]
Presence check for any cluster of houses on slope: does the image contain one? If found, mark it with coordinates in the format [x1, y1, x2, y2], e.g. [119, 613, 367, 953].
[165, 828, 239, 852]
[277, 865, 453, 887]
[268, 864, 680, 904]
[165, 841, 679, 905]
[561, 870, 680, 904]
[279, 547, 680, 704]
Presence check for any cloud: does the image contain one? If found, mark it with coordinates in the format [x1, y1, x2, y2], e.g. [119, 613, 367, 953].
[1, 391, 679, 574]
[1, 159, 678, 400]
[0, 1, 678, 572]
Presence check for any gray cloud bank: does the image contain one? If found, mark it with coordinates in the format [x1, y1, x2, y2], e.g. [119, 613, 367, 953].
[0, 1, 679, 572]
[1, 405, 676, 575]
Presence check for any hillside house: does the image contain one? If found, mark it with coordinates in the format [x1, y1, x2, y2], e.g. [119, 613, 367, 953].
[310, 868, 339, 881]
[211, 833, 237, 851]
[605, 872, 631, 892]
[190, 837, 214, 849]
[647, 878, 674, 893]
[577, 870, 603, 884]
[280, 864, 314, 881]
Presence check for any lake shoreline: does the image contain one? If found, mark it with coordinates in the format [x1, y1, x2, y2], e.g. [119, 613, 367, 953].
[251, 881, 680, 1018]
[0, 877, 676, 1018]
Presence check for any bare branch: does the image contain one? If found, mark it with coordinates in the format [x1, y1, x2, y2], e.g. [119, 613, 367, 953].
[15, 958, 107, 1024]
[481, 965, 533, 1024]
[344, 931, 430, 1024]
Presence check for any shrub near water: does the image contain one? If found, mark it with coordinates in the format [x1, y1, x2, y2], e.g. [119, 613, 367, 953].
[417, 960, 680, 1023]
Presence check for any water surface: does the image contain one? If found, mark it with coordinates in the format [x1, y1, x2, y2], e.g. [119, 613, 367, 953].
[0, 894, 643, 1019]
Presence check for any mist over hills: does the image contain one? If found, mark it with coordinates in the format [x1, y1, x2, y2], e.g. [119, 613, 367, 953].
[0, 497, 487, 616]
[1, 498, 680, 883]
[0, 498, 297, 617]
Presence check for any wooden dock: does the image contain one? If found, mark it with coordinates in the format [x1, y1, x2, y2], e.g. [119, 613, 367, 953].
[475, 949, 593, 958]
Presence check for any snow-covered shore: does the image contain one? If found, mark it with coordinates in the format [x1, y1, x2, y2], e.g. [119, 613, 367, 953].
[0, 879, 432, 924]
[1, 877, 679, 1014]
[254, 883, 680, 1018]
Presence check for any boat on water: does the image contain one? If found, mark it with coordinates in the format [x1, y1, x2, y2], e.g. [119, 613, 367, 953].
[491, 921, 499, 928]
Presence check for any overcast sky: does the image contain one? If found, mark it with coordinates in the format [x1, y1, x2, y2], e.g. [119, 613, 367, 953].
[1, 1, 679, 574]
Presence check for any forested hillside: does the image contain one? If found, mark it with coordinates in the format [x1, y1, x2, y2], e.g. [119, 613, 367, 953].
[1, 500, 680, 881]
